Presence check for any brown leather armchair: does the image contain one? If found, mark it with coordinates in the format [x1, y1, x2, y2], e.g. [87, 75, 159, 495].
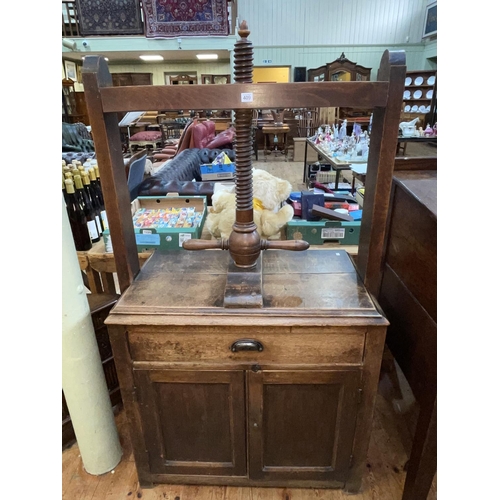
[153, 119, 235, 163]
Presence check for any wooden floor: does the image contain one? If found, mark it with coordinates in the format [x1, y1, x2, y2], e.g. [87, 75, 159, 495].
[62, 351, 437, 499]
[63, 141, 438, 499]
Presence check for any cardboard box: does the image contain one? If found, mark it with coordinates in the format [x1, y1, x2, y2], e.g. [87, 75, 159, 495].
[103, 195, 207, 253]
[286, 219, 361, 246]
[301, 191, 324, 221]
[355, 188, 365, 208]
[200, 163, 235, 181]
[293, 137, 320, 162]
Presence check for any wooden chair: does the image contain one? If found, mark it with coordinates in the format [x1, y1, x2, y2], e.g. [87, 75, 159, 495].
[152, 118, 195, 162]
[296, 107, 320, 138]
[159, 120, 186, 143]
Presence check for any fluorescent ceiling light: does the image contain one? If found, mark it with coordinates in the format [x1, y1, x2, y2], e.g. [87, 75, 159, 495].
[196, 54, 218, 60]
[140, 55, 164, 61]
[82, 57, 108, 61]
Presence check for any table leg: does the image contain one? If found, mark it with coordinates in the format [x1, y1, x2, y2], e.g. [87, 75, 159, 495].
[303, 140, 309, 183]
[334, 169, 340, 190]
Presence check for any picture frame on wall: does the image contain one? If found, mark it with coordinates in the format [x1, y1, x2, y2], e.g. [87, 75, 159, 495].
[422, 2, 437, 38]
[64, 60, 77, 81]
[76, 64, 83, 84]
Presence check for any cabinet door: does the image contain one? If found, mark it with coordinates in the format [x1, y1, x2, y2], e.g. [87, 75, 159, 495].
[134, 369, 246, 476]
[248, 369, 361, 484]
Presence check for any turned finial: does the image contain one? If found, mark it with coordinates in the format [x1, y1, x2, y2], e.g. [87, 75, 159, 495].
[238, 20, 250, 38]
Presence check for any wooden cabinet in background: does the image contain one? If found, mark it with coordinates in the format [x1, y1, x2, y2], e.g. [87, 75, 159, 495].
[401, 70, 437, 129]
[74, 92, 89, 125]
[201, 74, 231, 84]
[308, 53, 371, 82]
[308, 54, 372, 125]
[62, 78, 85, 124]
[111, 73, 152, 86]
[169, 73, 197, 85]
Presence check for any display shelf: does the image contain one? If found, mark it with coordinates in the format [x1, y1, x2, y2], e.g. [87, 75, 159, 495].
[401, 70, 437, 126]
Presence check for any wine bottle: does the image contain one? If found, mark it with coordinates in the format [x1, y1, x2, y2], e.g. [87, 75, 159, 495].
[94, 164, 102, 185]
[74, 174, 100, 243]
[89, 167, 109, 231]
[64, 178, 92, 251]
[82, 171, 104, 235]
[62, 176, 69, 205]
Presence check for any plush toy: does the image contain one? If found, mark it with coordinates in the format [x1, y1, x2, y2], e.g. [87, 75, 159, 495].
[206, 169, 294, 240]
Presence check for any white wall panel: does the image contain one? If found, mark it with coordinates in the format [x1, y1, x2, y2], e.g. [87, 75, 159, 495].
[253, 44, 427, 80]
[238, 0, 430, 46]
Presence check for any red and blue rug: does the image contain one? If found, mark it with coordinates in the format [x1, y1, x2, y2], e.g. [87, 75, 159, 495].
[142, 0, 229, 38]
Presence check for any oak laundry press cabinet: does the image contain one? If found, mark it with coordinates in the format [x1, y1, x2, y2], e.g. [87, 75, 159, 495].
[82, 23, 406, 493]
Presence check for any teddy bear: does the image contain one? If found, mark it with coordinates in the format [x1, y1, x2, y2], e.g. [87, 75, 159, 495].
[205, 168, 294, 240]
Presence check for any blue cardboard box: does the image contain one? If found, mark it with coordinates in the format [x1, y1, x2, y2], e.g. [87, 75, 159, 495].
[200, 163, 235, 181]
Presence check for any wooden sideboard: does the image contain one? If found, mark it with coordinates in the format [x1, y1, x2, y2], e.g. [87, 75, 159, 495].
[379, 167, 437, 500]
[359, 156, 437, 500]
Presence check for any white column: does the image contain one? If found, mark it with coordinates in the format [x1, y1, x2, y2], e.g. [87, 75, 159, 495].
[61, 196, 122, 474]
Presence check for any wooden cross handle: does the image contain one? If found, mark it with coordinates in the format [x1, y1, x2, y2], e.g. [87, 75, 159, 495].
[261, 240, 310, 251]
[182, 239, 229, 250]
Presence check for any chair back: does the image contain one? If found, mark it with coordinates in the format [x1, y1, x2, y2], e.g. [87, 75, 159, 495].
[297, 108, 320, 138]
[127, 149, 147, 200]
[159, 121, 186, 143]
[251, 110, 259, 160]
[252, 109, 259, 128]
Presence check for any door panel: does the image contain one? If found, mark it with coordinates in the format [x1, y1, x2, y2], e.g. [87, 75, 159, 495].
[248, 370, 361, 483]
[135, 369, 246, 476]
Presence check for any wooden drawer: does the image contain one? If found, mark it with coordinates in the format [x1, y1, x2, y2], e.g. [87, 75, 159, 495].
[128, 326, 366, 366]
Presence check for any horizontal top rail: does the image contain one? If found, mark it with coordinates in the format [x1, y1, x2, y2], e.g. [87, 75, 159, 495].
[99, 81, 390, 113]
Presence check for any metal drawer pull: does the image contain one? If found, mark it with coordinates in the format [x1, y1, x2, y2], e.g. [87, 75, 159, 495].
[230, 339, 264, 352]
